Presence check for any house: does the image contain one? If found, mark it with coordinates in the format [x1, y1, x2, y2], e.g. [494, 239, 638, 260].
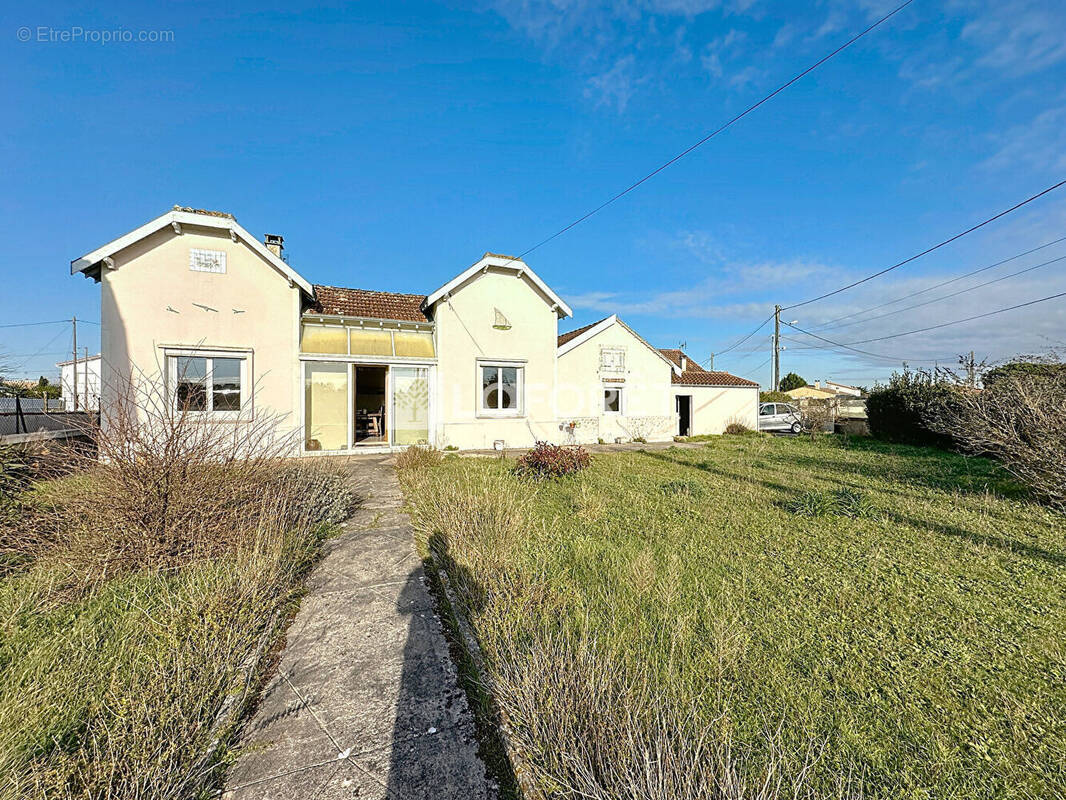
[659, 348, 760, 436]
[823, 380, 862, 397]
[72, 207, 758, 452]
[786, 385, 837, 401]
[56, 354, 102, 411]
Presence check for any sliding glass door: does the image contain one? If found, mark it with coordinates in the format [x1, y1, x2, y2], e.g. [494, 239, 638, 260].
[391, 367, 429, 446]
[304, 362, 349, 451]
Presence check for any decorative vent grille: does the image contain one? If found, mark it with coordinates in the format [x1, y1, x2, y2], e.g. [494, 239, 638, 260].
[189, 248, 227, 274]
[600, 346, 625, 374]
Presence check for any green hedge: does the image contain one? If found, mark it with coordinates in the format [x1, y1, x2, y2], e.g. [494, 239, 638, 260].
[866, 371, 957, 448]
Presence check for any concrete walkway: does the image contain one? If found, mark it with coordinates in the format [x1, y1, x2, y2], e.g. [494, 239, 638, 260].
[223, 455, 494, 800]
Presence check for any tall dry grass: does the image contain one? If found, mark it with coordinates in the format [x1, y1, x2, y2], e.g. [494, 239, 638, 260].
[0, 376, 361, 798]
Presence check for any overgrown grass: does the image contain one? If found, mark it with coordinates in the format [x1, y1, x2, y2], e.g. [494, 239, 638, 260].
[400, 436, 1066, 799]
[0, 444, 360, 798]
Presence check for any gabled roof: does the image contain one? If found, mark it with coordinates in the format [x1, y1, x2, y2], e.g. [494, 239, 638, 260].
[70, 206, 314, 295]
[557, 315, 677, 368]
[558, 317, 609, 347]
[660, 348, 758, 387]
[308, 285, 430, 323]
[424, 253, 572, 319]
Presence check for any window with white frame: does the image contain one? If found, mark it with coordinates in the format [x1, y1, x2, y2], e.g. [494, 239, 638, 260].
[479, 363, 523, 415]
[168, 354, 247, 414]
[189, 248, 227, 274]
[600, 346, 625, 374]
[603, 387, 623, 413]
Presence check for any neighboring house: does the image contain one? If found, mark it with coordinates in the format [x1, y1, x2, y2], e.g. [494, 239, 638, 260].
[71, 207, 758, 452]
[823, 380, 862, 397]
[787, 384, 837, 401]
[57, 354, 102, 411]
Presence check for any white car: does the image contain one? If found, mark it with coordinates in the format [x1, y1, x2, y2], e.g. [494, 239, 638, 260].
[758, 402, 802, 433]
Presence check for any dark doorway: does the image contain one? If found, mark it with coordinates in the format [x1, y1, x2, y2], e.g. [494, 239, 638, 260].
[676, 395, 692, 437]
[355, 365, 387, 444]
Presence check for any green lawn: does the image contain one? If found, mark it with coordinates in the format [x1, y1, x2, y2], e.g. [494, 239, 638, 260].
[401, 437, 1065, 799]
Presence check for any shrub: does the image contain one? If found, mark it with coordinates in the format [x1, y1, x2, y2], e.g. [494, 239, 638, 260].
[932, 367, 1066, 509]
[514, 442, 590, 480]
[866, 369, 957, 448]
[395, 445, 443, 471]
[759, 391, 792, 403]
[724, 422, 750, 435]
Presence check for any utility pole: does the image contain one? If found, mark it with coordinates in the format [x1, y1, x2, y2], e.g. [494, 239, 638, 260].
[72, 316, 78, 412]
[965, 350, 976, 387]
[708, 353, 714, 370]
[772, 304, 781, 392]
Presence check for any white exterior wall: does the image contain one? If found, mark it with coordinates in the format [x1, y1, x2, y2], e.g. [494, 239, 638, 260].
[98, 224, 304, 448]
[679, 385, 759, 435]
[432, 269, 562, 450]
[60, 356, 101, 411]
[557, 322, 675, 444]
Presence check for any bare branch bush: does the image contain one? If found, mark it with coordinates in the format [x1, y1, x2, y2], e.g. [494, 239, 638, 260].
[799, 398, 838, 440]
[5, 372, 360, 582]
[931, 369, 1066, 510]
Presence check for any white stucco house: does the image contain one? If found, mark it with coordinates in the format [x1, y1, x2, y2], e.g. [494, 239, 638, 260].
[56, 353, 102, 411]
[71, 207, 758, 453]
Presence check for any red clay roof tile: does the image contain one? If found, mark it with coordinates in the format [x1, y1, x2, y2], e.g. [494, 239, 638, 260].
[307, 285, 430, 323]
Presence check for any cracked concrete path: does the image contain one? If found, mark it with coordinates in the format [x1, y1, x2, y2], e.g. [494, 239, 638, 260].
[223, 455, 495, 800]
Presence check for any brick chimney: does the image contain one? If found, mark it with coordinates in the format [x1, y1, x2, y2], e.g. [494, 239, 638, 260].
[264, 234, 284, 258]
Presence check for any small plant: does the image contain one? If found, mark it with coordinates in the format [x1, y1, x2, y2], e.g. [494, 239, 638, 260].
[723, 422, 750, 435]
[395, 444, 443, 471]
[660, 478, 704, 499]
[443, 445, 459, 451]
[513, 442, 590, 480]
[786, 487, 880, 519]
[633, 436, 647, 444]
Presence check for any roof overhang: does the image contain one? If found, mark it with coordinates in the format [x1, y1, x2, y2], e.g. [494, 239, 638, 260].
[423, 253, 572, 319]
[557, 314, 677, 369]
[70, 208, 315, 296]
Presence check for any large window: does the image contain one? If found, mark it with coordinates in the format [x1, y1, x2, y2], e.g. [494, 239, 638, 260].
[479, 363, 523, 416]
[169, 354, 246, 414]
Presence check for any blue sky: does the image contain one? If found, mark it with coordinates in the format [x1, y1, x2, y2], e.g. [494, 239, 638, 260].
[3, 0, 1065, 388]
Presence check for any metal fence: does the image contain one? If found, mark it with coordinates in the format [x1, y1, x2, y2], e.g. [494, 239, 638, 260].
[0, 396, 56, 413]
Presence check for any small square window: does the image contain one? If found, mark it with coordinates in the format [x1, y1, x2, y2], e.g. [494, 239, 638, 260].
[604, 388, 622, 413]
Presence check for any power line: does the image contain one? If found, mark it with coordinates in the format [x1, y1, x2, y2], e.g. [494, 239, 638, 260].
[782, 179, 1066, 311]
[0, 319, 71, 330]
[814, 235, 1066, 330]
[822, 289, 1066, 345]
[782, 321, 943, 362]
[716, 312, 775, 356]
[508, 0, 915, 263]
[821, 252, 1066, 332]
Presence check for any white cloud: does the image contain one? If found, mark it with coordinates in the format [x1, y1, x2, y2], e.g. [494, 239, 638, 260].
[981, 105, 1066, 174]
[585, 56, 638, 112]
